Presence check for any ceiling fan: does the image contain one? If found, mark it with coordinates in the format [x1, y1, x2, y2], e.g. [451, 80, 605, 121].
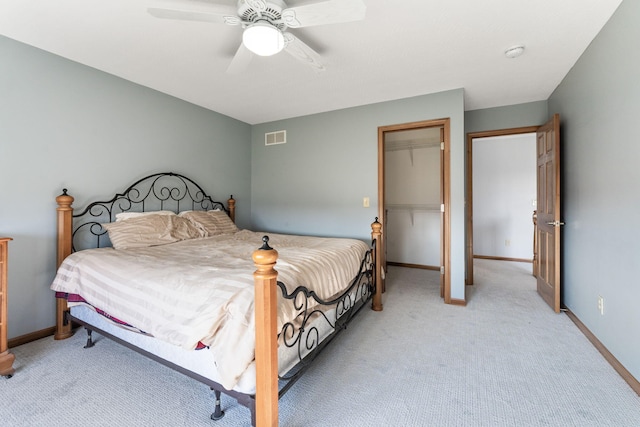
[148, 0, 367, 73]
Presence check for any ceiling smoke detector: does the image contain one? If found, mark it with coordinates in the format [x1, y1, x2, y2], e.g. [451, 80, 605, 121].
[504, 45, 525, 59]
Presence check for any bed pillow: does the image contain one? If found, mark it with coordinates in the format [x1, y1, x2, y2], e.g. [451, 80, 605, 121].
[115, 210, 176, 221]
[169, 215, 206, 240]
[179, 210, 239, 236]
[103, 214, 203, 249]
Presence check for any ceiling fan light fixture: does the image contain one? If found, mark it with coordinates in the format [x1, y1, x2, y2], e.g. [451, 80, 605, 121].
[243, 21, 284, 56]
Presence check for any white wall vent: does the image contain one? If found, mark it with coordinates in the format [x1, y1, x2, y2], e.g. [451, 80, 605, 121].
[265, 130, 286, 146]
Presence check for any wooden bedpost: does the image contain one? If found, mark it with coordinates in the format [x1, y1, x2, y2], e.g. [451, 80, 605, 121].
[228, 196, 236, 223]
[252, 236, 279, 427]
[55, 189, 74, 340]
[371, 218, 383, 311]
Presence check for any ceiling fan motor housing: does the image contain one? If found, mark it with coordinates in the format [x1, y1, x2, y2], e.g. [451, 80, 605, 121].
[238, 0, 287, 29]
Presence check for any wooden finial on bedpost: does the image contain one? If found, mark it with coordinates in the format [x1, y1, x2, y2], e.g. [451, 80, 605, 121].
[56, 189, 74, 268]
[227, 195, 236, 223]
[371, 218, 383, 312]
[252, 236, 279, 427]
[55, 189, 75, 340]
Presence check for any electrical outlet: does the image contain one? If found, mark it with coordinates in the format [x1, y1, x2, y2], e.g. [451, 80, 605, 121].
[505, 239, 511, 247]
[363, 197, 370, 208]
[598, 296, 604, 315]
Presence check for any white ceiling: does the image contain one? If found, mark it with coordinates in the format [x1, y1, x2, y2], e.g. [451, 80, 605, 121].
[0, 0, 622, 125]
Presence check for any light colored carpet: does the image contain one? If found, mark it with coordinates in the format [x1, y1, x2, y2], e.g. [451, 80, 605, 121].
[2, 260, 640, 426]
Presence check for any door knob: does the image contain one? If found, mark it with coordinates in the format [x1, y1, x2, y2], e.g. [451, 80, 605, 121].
[546, 220, 565, 227]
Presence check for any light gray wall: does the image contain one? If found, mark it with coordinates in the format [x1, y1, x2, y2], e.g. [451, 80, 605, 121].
[548, 0, 640, 381]
[251, 89, 467, 300]
[465, 101, 548, 134]
[0, 36, 252, 339]
[473, 134, 536, 259]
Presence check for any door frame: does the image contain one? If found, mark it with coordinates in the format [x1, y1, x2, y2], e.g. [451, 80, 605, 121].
[378, 118, 451, 303]
[465, 126, 539, 285]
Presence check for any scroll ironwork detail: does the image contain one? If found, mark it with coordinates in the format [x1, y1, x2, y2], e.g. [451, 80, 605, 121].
[276, 241, 376, 397]
[69, 172, 229, 251]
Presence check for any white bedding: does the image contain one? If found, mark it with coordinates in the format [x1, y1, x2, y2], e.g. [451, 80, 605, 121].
[51, 230, 369, 390]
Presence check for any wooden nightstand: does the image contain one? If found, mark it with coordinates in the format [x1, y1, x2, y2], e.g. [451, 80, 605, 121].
[0, 237, 15, 378]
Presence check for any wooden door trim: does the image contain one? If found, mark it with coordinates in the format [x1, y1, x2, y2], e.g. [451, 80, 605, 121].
[465, 126, 539, 286]
[378, 118, 451, 303]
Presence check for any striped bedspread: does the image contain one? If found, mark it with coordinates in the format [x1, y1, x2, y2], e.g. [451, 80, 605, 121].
[50, 229, 369, 390]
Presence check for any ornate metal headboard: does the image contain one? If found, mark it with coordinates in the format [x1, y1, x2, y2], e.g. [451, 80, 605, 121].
[67, 172, 233, 251]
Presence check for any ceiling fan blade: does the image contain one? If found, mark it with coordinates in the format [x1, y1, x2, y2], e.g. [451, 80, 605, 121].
[147, 8, 230, 24]
[282, 0, 366, 28]
[283, 33, 325, 72]
[147, 1, 237, 24]
[227, 43, 254, 74]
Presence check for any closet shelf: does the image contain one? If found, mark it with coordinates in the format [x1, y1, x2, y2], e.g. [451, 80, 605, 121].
[386, 204, 440, 226]
[386, 203, 441, 212]
[385, 140, 441, 152]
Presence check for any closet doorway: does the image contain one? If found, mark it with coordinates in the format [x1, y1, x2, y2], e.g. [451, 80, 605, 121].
[378, 119, 451, 303]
